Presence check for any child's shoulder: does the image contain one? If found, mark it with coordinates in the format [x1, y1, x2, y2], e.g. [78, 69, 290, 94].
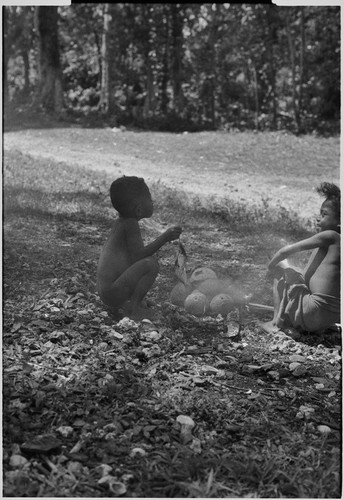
[319, 230, 340, 244]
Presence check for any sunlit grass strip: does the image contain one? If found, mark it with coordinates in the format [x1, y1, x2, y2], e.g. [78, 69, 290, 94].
[4, 149, 313, 240]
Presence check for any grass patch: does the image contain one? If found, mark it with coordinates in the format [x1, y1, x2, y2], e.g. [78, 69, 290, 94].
[5, 148, 313, 237]
[3, 148, 341, 498]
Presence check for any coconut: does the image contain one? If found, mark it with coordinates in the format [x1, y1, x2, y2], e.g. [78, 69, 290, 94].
[210, 293, 234, 316]
[225, 283, 247, 305]
[190, 267, 217, 286]
[184, 291, 210, 317]
[196, 278, 230, 300]
[170, 282, 193, 307]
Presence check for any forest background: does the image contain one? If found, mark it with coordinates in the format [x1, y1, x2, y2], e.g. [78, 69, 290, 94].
[3, 3, 340, 135]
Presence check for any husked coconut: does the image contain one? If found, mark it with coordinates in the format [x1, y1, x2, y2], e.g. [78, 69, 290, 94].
[196, 278, 230, 300]
[210, 293, 234, 316]
[184, 291, 210, 317]
[225, 283, 248, 305]
[170, 282, 192, 306]
[190, 267, 217, 286]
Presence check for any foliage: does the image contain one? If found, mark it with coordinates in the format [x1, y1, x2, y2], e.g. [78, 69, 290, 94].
[3, 4, 340, 134]
[4, 6, 36, 104]
[3, 148, 341, 497]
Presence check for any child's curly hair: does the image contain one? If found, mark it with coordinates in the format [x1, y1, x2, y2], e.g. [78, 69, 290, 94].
[316, 182, 340, 220]
[110, 176, 150, 216]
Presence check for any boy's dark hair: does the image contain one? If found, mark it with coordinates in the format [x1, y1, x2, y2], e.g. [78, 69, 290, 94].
[110, 176, 150, 216]
[316, 182, 340, 220]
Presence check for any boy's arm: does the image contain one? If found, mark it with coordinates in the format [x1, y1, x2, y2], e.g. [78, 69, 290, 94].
[125, 219, 182, 261]
[268, 230, 338, 270]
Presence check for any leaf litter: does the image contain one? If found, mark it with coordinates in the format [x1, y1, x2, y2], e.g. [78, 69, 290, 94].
[3, 149, 341, 498]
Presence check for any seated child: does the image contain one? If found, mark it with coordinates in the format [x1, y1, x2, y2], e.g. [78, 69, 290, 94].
[262, 182, 340, 334]
[97, 176, 182, 321]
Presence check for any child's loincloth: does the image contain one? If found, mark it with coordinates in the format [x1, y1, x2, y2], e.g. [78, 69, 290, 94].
[276, 271, 340, 332]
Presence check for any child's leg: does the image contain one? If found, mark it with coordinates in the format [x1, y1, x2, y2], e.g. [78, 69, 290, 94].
[273, 277, 287, 326]
[126, 258, 159, 320]
[100, 257, 159, 320]
[261, 277, 284, 333]
[261, 264, 305, 334]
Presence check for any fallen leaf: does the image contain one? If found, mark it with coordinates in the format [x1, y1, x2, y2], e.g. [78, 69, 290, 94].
[289, 354, 306, 363]
[20, 435, 62, 454]
[174, 241, 188, 285]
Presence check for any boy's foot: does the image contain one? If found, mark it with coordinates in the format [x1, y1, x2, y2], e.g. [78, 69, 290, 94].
[283, 326, 303, 341]
[141, 298, 155, 308]
[130, 306, 157, 322]
[259, 321, 281, 334]
[106, 307, 124, 321]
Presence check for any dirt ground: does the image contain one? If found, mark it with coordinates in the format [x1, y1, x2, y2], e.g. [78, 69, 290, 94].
[3, 127, 341, 497]
[4, 127, 340, 221]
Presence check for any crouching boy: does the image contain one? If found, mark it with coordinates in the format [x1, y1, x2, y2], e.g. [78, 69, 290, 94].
[262, 182, 340, 334]
[97, 176, 182, 321]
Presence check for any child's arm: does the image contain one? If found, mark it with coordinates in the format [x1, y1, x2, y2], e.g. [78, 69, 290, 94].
[125, 219, 182, 261]
[268, 230, 338, 271]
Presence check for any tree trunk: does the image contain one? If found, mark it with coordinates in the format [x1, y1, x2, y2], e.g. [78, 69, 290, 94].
[266, 6, 278, 130]
[93, 27, 102, 78]
[252, 65, 259, 131]
[22, 49, 30, 96]
[143, 63, 156, 117]
[160, 6, 170, 115]
[3, 8, 10, 107]
[286, 11, 300, 133]
[171, 4, 183, 115]
[298, 8, 305, 131]
[248, 58, 259, 130]
[36, 6, 64, 113]
[207, 5, 219, 129]
[141, 4, 156, 118]
[99, 3, 112, 114]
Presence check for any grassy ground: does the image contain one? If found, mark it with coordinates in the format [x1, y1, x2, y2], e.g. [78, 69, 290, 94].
[4, 126, 340, 221]
[3, 132, 341, 498]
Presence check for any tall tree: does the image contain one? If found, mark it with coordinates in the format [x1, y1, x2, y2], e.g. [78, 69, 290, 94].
[35, 6, 64, 113]
[171, 4, 184, 114]
[285, 9, 301, 132]
[4, 6, 34, 106]
[3, 7, 16, 106]
[139, 4, 157, 118]
[160, 5, 170, 115]
[99, 3, 113, 114]
[264, 5, 280, 130]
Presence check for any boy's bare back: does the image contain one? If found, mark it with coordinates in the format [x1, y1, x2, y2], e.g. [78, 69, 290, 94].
[97, 218, 145, 289]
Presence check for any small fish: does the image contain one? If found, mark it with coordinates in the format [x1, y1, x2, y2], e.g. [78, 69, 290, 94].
[174, 240, 188, 285]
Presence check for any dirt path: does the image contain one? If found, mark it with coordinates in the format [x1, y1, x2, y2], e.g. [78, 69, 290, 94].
[4, 127, 340, 220]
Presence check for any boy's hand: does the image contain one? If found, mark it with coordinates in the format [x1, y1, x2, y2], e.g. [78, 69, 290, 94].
[165, 226, 182, 242]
